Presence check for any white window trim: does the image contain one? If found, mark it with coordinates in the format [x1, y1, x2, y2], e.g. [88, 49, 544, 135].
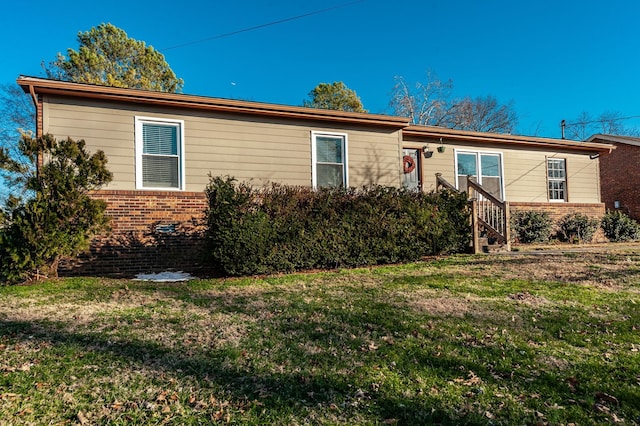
[547, 157, 567, 203]
[454, 149, 506, 200]
[311, 131, 348, 189]
[135, 116, 185, 191]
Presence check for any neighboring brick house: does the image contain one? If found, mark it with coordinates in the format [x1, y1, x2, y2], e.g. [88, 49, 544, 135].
[588, 134, 640, 220]
[17, 76, 614, 275]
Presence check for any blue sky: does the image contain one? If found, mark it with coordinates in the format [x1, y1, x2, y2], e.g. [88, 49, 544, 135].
[1, 0, 639, 139]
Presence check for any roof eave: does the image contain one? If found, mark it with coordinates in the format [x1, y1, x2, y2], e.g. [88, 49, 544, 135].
[17, 76, 409, 129]
[403, 125, 614, 153]
[587, 133, 640, 147]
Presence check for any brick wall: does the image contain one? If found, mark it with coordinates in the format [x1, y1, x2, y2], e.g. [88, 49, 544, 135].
[510, 202, 606, 242]
[510, 202, 605, 223]
[60, 193, 610, 277]
[599, 143, 640, 220]
[60, 190, 209, 277]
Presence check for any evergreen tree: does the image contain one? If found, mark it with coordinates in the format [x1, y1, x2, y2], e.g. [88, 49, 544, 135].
[303, 81, 367, 113]
[45, 23, 183, 93]
[0, 134, 112, 282]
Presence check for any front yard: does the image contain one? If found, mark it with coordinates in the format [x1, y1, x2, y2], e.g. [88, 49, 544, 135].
[1, 247, 639, 425]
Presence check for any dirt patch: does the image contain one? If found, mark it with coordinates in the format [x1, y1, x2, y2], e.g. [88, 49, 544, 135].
[538, 355, 570, 371]
[508, 291, 548, 306]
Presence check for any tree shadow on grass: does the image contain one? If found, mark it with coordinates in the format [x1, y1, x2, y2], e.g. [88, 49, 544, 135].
[0, 317, 468, 424]
[2, 297, 636, 426]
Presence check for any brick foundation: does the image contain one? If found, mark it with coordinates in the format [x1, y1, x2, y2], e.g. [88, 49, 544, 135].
[510, 202, 605, 223]
[60, 190, 209, 277]
[60, 195, 609, 277]
[509, 202, 606, 242]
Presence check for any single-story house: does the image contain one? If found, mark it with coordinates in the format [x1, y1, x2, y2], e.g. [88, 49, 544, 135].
[587, 134, 640, 220]
[17, 76, 614, 274]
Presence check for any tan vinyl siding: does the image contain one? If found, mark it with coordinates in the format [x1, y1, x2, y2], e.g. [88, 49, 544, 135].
[44, 99, 135, 189]
[410, 146, 455, 191]
[564, 156, 601, 203]
[43, 96, 402, 191]
[503, 150, 548, 202]
[405, 140, 601, 203]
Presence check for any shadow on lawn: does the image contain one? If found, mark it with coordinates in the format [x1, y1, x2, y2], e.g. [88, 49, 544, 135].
[2, 301, 632, 425]
[0, 318, 461, 424]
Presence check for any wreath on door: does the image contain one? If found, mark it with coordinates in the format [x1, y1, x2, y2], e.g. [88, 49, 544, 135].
[403, 155, 416, 173]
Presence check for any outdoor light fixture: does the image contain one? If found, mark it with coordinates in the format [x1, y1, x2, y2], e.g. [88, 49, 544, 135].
[614, 200, 621, 209]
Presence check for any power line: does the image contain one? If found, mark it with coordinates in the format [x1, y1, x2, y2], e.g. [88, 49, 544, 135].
[159, 0, 365, 52]
[565, 114, 640, 127]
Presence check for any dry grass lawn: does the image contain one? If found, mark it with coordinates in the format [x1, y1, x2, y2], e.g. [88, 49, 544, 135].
[1, 244, 639, 425]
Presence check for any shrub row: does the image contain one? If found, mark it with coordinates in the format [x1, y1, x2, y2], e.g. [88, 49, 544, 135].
[511, 210, 640, 244]
[204, 176, 471, 276]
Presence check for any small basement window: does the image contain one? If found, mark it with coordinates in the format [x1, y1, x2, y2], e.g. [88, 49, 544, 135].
[154, 224, 177, 234]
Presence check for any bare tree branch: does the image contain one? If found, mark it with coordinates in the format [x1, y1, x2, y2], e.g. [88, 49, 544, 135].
[0, 83, 35, 202]
[389, 72, 454, 126]
[565, 111, 640, 140]
[389, 73, 517, 133]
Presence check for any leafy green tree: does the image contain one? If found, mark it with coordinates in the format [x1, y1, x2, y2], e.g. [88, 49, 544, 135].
[45, 23, 183, 93]
[0, 134, 112, 282]
[303, 81, 367, 112]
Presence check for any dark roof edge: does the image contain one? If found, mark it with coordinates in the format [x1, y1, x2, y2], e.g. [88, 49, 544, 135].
[17, 76, 616, 153]
[587, 133, 640, 147]
[17, 75, 409, 128]
[405, 125, 615, 153]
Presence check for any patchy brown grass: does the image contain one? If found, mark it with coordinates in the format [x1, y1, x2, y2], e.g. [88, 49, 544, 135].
[1, 245, 639, 425]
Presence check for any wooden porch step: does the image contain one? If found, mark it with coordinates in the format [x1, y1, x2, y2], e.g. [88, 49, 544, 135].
[478, 237, 510, 253]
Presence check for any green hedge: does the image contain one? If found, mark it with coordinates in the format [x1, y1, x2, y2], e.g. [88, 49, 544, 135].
[510, 210, 553, 244]
[204, 176, 471, 276]
[601, 210, 640, 242]
[557, 213, 600, 243]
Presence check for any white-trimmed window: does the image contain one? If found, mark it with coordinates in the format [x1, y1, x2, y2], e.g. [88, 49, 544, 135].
[547, 158, 567, 201]
[312, 131, 348, 188]
[135, 116, 185, 190]
[455, 150, 504, 200]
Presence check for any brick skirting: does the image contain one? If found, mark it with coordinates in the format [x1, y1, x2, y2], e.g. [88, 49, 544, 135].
[509, 202, 605, 222]
[60, 190, 210, 277]
[59, 194, 609, 276]
[509, 202, 607, 242]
